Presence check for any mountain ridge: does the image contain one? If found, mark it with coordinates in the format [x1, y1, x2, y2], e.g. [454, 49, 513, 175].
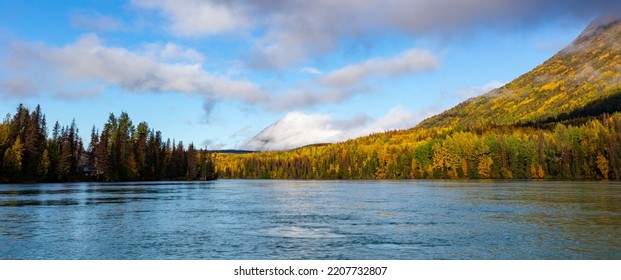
[417, 16, 621, 129]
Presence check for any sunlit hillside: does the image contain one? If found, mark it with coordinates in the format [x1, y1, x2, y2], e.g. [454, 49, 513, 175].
[418, 17, 621, 129]
[214, 17, 621, 180]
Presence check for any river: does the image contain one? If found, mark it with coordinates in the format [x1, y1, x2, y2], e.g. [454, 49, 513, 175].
[1, 180, 619, 259]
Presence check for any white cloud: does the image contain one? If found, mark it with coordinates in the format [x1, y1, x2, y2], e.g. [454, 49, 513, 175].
[241, 107, 432, 151]
[300, 67, 323, 75]
[0, 35, 438, 112]
[457, 80, 505, 99]
[142, 42, 205, 64]
[359, 107, 423, 136]
[265, 86, 367, 112]
[321, 49, 440, 88]
[264, 48, 440, 111]
[0, 34, 267, 103]
[131, 0, 249, 37]
[131, 0, 621, 69]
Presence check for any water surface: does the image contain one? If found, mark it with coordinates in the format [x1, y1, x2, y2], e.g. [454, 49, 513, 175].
[1, 180, 619, 259]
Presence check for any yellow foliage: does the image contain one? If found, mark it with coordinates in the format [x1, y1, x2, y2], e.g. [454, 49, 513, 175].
[596, 154, 609, 179]
[598, 52, 610, 60]
[540, 81, 562, 92]
[477, 156, 493, 179]
[3, 138, 24, 172]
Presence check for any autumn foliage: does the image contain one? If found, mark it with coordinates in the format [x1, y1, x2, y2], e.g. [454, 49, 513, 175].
[214, 113, 621, 180]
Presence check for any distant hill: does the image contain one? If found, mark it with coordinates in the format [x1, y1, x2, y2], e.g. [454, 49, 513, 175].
[418, 16, 621, 129]
[213, 149, 256, 154]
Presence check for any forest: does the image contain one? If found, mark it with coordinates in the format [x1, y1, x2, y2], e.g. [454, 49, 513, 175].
[2, 104, 621, 182]
[0, 104, 216, 183]
[214, 113, 621, 180]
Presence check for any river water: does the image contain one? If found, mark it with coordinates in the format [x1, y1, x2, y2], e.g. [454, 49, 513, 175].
[0, 180, 619, 259]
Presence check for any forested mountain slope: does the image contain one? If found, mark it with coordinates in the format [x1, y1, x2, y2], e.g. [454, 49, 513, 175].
[213, 17, 621, 180]
[418, 17, 621, 129]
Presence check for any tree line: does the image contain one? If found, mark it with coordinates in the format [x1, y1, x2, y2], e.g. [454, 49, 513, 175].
[0, 104, 216, 183]
[5, 104, 620, 182]
[215, 113, 621, 180]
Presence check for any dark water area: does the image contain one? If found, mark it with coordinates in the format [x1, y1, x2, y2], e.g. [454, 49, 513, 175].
[0, 180, 619, 259]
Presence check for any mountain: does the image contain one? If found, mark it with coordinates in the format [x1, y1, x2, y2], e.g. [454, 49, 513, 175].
[214, 17, 621, 180]
[418, 16, 621, 129]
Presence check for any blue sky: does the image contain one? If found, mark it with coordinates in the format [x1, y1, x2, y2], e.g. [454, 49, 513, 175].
[1, 0, 619, 150]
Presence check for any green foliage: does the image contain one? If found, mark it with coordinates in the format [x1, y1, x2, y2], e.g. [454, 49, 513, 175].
[0, 104, 216, 183]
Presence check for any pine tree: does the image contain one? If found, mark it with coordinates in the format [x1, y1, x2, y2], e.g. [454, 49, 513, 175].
[186, 143, 198, 180]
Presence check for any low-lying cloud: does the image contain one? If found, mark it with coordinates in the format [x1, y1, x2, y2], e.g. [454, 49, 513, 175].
[457, 80, 505, 100]
[241, 107, 433, 151]
[242, 111, 345, 151]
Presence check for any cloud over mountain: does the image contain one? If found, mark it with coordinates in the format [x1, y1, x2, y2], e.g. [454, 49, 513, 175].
[241, 107, 432, 151]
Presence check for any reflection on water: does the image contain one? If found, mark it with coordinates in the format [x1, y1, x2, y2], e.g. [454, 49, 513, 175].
[0, 182, 215, 207]
[258, 226, 346, 239]
[0, 180, 619, 259]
